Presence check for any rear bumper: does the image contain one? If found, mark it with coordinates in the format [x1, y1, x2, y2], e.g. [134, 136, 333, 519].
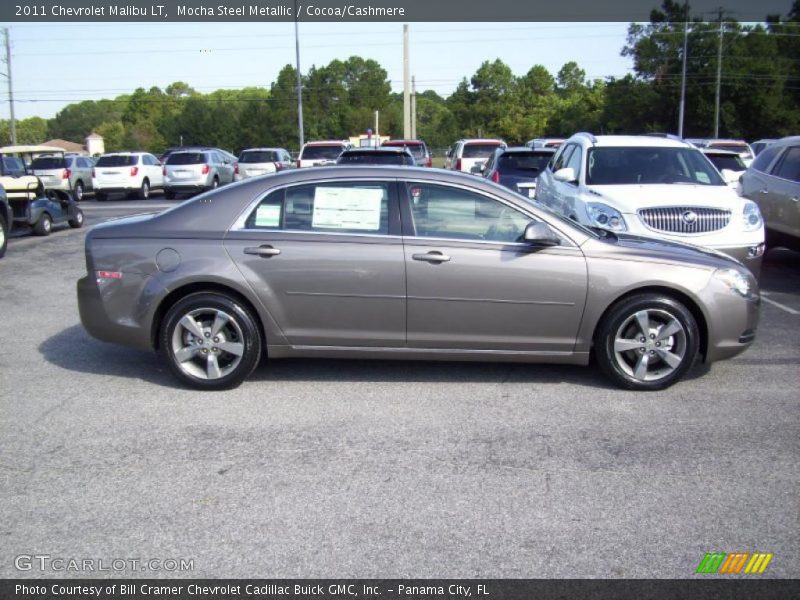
[164, 183, 210, 193]
[77, 274, 153, 351]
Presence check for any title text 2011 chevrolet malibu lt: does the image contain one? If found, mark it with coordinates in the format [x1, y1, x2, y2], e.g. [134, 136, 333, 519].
[77, 166, 759, 391]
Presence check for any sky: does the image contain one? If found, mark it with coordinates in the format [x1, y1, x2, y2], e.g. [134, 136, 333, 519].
[0, 22, 636, 121]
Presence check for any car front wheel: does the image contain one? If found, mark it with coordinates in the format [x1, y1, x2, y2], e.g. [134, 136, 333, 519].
[0, 213, 7, 258]
[159, 292, 262, 390]
[595, 293, 699, 391]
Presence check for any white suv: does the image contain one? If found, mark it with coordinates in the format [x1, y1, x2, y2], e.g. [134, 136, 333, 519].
[535, 134, 765, 275]
[445, 139, 506, 173]
[93, 152, 164, 200]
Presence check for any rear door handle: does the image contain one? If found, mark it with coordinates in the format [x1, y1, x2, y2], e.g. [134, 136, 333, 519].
[244, 245, 281, 257]
[760, 188, 769, 194]
[792, 197, 800, 203]
[412, 251, 451, 263]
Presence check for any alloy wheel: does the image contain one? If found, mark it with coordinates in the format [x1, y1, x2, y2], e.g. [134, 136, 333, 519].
[612, 308, 688, 382]
[170, 308, 245, 380]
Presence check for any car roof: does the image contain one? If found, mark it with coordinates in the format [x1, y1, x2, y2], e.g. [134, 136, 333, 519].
[459, 138, 505, 144]
[502, 146, 556, 154]
[240, 147, 285, 152]
[304, 140, 348, 146]
[576, 135, 691, 148]
[101, 151, 147, 156]
[342, 147, 410, 154]
[764, 136, 800, 147]
[701, 148, 741, 156]
[383, 139, 425, 145]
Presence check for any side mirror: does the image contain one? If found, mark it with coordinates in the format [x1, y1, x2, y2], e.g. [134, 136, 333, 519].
[523, 221, 560, 246]
[553, 167, 577, 183]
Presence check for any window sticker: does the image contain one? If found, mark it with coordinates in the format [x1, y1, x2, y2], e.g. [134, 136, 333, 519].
[254, 203, 281, 227]
[312, 186, 383, 231]
[695, 171, 710, 184]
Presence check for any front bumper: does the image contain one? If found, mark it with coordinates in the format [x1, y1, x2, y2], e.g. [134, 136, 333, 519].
[702, 274, 761, 363]
[711, 243, 765, 278]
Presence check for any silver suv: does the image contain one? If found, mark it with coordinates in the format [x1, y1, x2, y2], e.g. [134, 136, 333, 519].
[30, 154, 95, 201]
[163, 150, 235, 198]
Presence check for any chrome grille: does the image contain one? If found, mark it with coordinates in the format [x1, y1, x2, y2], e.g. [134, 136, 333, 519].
[638, 207, 731, 234]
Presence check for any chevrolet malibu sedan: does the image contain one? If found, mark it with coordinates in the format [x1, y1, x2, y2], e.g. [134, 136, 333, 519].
[78, 167, 759, 391]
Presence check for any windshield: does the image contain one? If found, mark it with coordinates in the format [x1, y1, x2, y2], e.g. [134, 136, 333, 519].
[586, 147, 726, 186]
[337, 152, 412, 165]
[31, 156, 66, 169]
[167, 152, 206, 165]
[96, 155, 137, 167]
[302, 145, 344, 160]
[706, 154, 746, 172]
[498, 153, 551, 174]
[463, 143, 504, 158]
[239, 150, 279, 163]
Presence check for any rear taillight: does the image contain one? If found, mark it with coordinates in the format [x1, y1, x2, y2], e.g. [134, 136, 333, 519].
[130, 166, 138, 177]
[455, 159, 462, 171]
[274, 162, 282, 171]
[62, 169, 71, 180]
[96, 270, 122, 280]
[234, 163, 239, 175]
[426, 157, 432, 168]
[91, 168, 96, 178]
[491, 171, 500, 183]
[201, 164, 210, 175]
[296, 160, 301, 168]
[162, 166, 166, 176]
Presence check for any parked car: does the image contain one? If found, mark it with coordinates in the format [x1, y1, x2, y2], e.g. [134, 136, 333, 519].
[92, 152, 163, 201]
[751, 139, 777, 156]
[0, 184, 9, 258]
[335, 147, 415, 166]
[297, 141, 350, 168]
[701, 148, 747, 188]
[163, 150, 235, 199]
[535, 134, 765, 276]
[695, 139, 755, 167]
[380, 139, 432, 167]
[525, 138, 565, 150]
[235, 148, 294, 181]
[77, 166, 759, 392]
[29, 154, 94, 201]
[445, 139, 506, 173]
[478, 146, 556, 198]
[739, 136, 800, 251]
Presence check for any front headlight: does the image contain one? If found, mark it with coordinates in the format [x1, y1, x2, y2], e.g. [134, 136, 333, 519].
[714, 268, 753, 298]
[586, 202, 627, 231]
[742, 201, 762, 232]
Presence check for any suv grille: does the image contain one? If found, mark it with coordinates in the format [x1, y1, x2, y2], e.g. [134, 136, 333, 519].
[638, 207, 731, 234]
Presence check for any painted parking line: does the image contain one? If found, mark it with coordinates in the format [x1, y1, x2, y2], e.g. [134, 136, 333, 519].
[761, 292, 800, 315]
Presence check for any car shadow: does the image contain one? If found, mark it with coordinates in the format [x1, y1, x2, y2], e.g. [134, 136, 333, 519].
[41, 325, 716, 391]
[760, 247, 800, 295]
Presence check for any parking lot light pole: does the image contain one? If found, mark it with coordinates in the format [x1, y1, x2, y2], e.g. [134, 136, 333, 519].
[678, 2, 689, 138]
[294, 1, 305, 149]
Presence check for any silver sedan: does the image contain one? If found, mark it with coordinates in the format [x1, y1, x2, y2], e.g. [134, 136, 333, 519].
[77, 166, 759, 391]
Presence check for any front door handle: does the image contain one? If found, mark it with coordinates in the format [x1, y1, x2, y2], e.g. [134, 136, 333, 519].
[791, 197, 800, 203]
[244, 245, 281, 257]
[412, 251, 451, 263]
[760, 188, 769, 194]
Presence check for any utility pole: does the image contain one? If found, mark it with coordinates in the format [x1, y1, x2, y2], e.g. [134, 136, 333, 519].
[411, 75, 417, 140]
[375, 110, 379, 139]
[714, 7, 724, 138]
[403, 24, 411, 139]
[678, 1, 689, 138]
[294, 1, 305, 149]
[2, 28, 16, 145]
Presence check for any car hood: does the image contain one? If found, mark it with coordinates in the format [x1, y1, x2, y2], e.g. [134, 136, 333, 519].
[586, 184, 744, 213]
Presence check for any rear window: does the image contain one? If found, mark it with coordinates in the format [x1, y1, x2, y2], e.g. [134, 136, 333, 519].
[708, 143, 751, 156]
[498, 153, 552, 174]
[337, 152, 412, 165]
[301, 145, 344, 160]
[167, 152, 206, 165]
[31, 156, 66, 169]
[383, 142, 425, 158]
[706, 154, 746, 172]
[239, 150, 279, 163]
[96, 155, 138, 167]
[462, 143, 504, 158]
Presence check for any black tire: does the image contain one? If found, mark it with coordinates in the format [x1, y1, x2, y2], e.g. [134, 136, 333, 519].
[138, 178, 150, 200]
[68, 209, 84, 229]
[209, 177, 219, 191]
[159, 292, 262, 390]
[33, 213, 52, 236]
[73, 181, 84, 201]
[164, 189, 176, 200]
[0, 212, 8, 259]
[594, 293, 699, 391]
[95, 191, 107, 202]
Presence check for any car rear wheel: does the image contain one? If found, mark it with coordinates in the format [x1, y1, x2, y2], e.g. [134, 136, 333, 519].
[595, 293, 699, 391]
[159, 292, 262, 390]
[209, 177, 219, 190]
[69, 209, 84, 228]
[33, 213, 52, 236]
[0, 213, 7, 258]
[139, 179, 150, 200]
[73, 181, 84, 201]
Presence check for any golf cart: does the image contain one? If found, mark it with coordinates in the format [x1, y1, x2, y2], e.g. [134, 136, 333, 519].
[0, 146, 84, 237]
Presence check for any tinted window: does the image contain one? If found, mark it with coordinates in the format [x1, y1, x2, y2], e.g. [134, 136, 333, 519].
[239, 151, 277, 163]
[497, 152, 551, 174]
[383, 142, 425, 158]
[407, 183, 530, 243]
[31, 156, 66, 169]
[705, 154, 746, 172]
[462, 143, 504, 158]
[167, 153, 206, 165]
[772, 146, 800, 182]
[301, 145, 344, 160]
[751, 145, 782, 173]
[565, 145, 583, 179]
[96, 155, 138, 167]
[586, 147, 725, 186]
[551, 144, 575, 173]
[337, 151, 412, 165]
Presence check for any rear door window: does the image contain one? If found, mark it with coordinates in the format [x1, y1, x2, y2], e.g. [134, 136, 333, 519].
[772, 147, 800, 183]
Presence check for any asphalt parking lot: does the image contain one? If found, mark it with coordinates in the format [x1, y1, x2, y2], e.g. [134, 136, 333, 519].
[1, 195, 798, 579]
